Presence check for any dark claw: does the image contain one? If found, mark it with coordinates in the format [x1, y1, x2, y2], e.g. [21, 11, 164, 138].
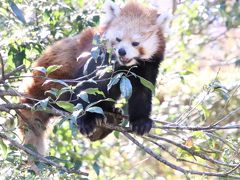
[77, 113, 105, 137]
[112, 107, 123, 115]
[131, 118, 153, 136]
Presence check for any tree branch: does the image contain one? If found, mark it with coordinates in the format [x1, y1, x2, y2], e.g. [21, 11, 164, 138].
[0, 64, 25, 83]
[122, 132, 240, 178]
[0, 86, 239, 177]
[0, 53, 4, 81]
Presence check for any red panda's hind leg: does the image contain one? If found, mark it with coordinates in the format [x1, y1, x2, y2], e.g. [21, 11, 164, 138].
[18, 109, 53, 155]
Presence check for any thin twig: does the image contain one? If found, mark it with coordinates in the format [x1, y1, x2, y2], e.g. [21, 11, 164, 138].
[0, 64, 25, 83]
[153, 124, 240, 131]
[0, 97, 41, 136]
[0, 53, 4, 81]
[122, 132, 240, 178]
[0, 89, 24, 96]
[147, 133, 237, 168]
[212, 107, 240, 126]
[225, 163, 240, 175]
[143, 136, 218, 171]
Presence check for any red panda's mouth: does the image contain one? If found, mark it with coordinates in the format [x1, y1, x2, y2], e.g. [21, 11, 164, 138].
[120, 57, 131, 64]
[118, 57, 138, 67]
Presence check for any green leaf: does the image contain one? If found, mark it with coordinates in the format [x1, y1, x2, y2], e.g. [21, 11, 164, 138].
[32, 66, 46, 74]
[192, 131, 205, 139]
[43, 79, 68, 87]
[9, 0, 26, 24]
[210, 80, 230, 101]
[33, 98, 49, 111]
[39, 98, 49, 110]
[45, 88, 58, 98]
[197, 104, 210, 120]
[74, 104, 83, 111]
[235, 59, 240, 67]
[57, 86, 74, 99]
[74, 160, 82, 170]
[107, 73, 124, 91]
[113, 131, 120, 139]
[86, 106, 104, 115]
[93, 162, 100, 176]
[120, 76, 132, 99]
[91, 47, 100, 61]
[86, 98, 115, 110]
[46, 65, 62, 76]
[56, 101, 75, 112]
[85, 88, 105, 97]
[138, 76, 155, 93]
[77, 91, 89, 103]
[97, 66, 113, 78]
[75, 79, 97, 88]
[92, 34, 101, 46]
[69, 118, 78, 137]
[179, 70, 193, 76]
[83, 57, 93, 75]
[215, 88, 230, 101]
[77, 0, 84, 7]
[0, 139, 8, 159]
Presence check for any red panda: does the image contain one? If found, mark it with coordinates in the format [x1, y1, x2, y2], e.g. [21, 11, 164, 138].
[18, 1, 170, 155]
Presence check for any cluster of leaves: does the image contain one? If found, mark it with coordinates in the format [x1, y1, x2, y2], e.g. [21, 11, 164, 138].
[0, 0, 101, 72]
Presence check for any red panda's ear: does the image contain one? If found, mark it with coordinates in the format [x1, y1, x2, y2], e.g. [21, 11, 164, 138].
[101, 0, 121, 26]
[156, 12, 172, 33]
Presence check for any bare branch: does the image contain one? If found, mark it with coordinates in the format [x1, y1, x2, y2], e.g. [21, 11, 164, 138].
[147, 133, 237, 168]
[0, 64, 25, 83]
[123, 132, 240, 178]
[0, 89, 23, 97]
[0, 53, 4, 81]
[153, 124, 240, 131]
[99, 123, 239, 174]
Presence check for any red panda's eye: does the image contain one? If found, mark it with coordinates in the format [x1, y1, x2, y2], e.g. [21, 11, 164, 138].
[132, 42, 140, 46]
[116, 37, 121, 42]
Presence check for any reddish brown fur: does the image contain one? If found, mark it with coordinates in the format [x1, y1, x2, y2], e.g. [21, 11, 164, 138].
[19, 1, 166, 155]
[156, 31, 165, 57]
[138, 47, 145, 56]
[22, 28, 98, 101]
[18, 27, 105, 154]
[120, 2, 157, 21]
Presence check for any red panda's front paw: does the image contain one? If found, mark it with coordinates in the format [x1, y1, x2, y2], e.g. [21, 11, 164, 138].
[77, 113, 106, 137]
[130, 118, 153, 136]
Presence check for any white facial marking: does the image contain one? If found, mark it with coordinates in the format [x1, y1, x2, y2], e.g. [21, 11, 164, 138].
[116, 41, 138, 60]
[140, 32, 159, 59]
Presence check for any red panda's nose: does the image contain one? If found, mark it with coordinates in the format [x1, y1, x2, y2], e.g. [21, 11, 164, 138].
[118, 48, 126, 57]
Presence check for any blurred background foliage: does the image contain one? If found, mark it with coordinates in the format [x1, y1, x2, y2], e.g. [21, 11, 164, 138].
[0, 0, 239, 179]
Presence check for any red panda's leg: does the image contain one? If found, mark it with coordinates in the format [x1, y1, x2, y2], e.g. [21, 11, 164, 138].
[18, 109, 53, 155]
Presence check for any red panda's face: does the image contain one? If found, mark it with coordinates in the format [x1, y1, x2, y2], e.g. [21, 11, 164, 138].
[105, 22, 160, 66]
[102, 1, 170, 67]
